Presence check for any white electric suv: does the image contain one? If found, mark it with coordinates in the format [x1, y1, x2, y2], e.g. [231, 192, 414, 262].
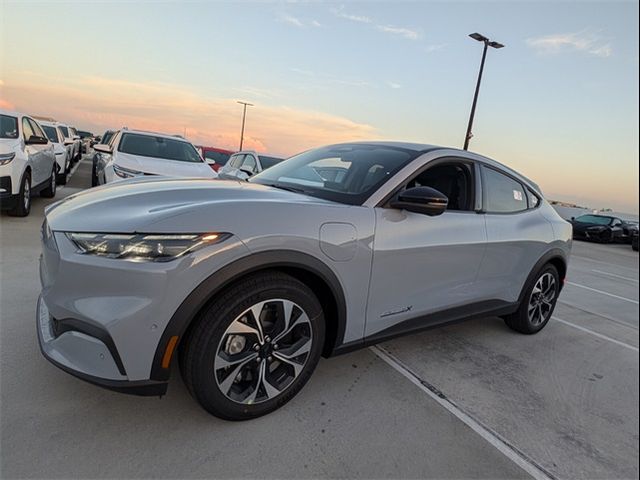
[39, 120, 71, 185]
[94, 129, 217, 183]
[38, 141, 571, 419]
[0, 110, 57, 216]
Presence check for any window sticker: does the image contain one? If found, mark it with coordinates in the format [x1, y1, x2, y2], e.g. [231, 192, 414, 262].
[513, 190, 524, 201]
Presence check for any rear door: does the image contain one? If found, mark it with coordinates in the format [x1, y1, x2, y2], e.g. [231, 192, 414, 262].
[476, 165, 554, 304]
[366, 157, 488, 337]
[21, 117, 44, 185]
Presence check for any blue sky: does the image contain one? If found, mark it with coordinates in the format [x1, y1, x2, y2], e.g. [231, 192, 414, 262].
[2, 1, 638, 212]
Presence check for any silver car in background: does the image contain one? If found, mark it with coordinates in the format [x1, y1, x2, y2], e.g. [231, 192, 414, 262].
[218, 150, 284, 180]
[37, 141, 571, 420]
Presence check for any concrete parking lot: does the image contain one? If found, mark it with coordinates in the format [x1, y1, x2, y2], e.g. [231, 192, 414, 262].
[1, 157, 638, 479]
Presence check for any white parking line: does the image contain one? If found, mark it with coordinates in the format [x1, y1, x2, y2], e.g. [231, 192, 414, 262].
[566, 281, 639, 305]
[572, 255, 638, 272]
[371, 346, 555, 480]
[591, 269, 639, 283]
[553, 316, 639, 352]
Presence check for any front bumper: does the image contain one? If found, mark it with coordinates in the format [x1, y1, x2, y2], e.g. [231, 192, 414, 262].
[37, 295, 168, 396]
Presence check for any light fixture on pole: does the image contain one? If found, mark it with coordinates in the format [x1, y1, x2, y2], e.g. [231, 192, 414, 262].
[463, 33, 504, 150]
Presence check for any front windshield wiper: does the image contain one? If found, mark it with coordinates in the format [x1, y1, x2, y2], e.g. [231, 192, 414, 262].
[261, 182, 306, 194]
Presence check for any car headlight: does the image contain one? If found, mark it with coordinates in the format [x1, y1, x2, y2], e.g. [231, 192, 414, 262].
[0, 152, 16, 165]
[66, 232, 230, 261]
[113, 164, 143, 179]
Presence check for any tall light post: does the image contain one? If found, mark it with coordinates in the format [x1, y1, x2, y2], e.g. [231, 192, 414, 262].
[237, 101, 253, 150]
[463, 33, 504, 150]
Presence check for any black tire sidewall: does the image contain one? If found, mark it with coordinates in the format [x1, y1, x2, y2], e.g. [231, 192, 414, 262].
[185, 273, 325, 420]
[520, 264, 560, 333]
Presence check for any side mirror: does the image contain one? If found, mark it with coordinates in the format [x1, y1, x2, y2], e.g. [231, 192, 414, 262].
[571, 217, 575, 221]
[26, 135, 48, 145]
[205, 159, 216, 165]
[390, 186, 448, 216]
[93, 144, 113, 154]
[73, 135, 80, 141]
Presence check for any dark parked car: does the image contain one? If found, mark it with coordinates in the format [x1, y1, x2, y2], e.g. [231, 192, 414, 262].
[570, 214, 637, 244]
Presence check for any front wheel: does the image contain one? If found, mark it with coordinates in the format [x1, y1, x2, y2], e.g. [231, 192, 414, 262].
[180, 272, 325, 420]
[7, 172, 31, 217]
[503, 264, 559, 334]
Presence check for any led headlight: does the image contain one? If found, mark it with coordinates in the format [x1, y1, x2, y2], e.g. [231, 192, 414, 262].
[113, 164, 143, 179]
[66, 232, 230, 261]
[0, 152, 16, 165]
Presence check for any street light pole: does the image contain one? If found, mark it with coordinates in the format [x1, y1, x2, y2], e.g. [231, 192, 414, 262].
[463, 33, 504, 150]
[237, 101, 253, 151]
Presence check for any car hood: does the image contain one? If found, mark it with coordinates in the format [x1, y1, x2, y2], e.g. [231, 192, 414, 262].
[45, 176, 338, 232]
[0, 138, 20, 154]
[115, 152, 217, 178]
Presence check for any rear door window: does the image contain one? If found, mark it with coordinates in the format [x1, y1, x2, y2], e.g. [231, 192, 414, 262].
[482, 166, 528, 213]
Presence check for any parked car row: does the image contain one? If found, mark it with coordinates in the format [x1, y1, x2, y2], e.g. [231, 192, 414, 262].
[88, 129, 285, 187]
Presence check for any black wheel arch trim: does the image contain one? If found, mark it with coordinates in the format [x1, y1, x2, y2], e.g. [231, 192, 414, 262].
[517, 248, 567, 305]
[149, 250, 347, 382]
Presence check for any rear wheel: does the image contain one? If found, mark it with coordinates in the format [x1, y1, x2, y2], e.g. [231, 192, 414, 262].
[180, 272, 325, 420]
[503, 264, 559, 334]
[8, 172, 31, 217]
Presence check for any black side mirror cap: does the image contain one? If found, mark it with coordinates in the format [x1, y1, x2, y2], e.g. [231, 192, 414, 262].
[390, 186, 448, 216]
[26, 135, 48, 145]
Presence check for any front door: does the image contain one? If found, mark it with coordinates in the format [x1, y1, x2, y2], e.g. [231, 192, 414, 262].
[366, 159, 487, 337]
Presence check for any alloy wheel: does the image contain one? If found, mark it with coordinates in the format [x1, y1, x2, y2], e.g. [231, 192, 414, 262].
[528, 272, 556, 326]
[23, 179, 30, 210]
[214, 299, 313, 405]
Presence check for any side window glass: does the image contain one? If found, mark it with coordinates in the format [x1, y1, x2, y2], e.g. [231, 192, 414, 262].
[527, 189, 540, 209]
[22, 118, 35, 141]
[231, 154, 245, 168]
[483, 166, 527, 213]
[242, 155, 257, 173]
[29, 119, 46, 138]
[407, 162, 474, 211]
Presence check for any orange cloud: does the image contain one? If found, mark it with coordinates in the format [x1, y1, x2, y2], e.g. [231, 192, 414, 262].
[2, 72, 378, 157]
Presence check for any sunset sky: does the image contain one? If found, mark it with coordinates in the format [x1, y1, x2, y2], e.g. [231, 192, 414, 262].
[1, 1, 638, 213]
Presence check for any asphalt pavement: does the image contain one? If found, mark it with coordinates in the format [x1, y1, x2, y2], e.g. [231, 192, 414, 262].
[1, 157, 638, 479]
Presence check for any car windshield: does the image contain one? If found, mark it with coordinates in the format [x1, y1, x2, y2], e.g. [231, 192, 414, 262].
[0, 115, 19, 139]
[58, 125, 69, 137]
[118, 133, 203, 163]
[41, 125, 59, 143]
[575, 215, 613, 225]
[251, 144, 417, 205]
[204, 150, 231, 166]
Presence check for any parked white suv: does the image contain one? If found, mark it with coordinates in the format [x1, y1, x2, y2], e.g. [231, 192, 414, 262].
[218, 151, 284, 180]
[0, 110, 57, 216]
[94, 128, 217, 184]
[57, 123, 82, 162]
[39, 120, 71, 185]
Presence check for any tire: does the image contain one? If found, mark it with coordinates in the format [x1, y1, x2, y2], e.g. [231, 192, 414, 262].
[503, 264, 560, 334]
[598, 229, 613, 244]
[56, 163, 67, 185]
[7, 172, 31, 217]
[180, 271, 325, 420]
[91, 156, 98, 187]
[41, 165, 57, 198]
